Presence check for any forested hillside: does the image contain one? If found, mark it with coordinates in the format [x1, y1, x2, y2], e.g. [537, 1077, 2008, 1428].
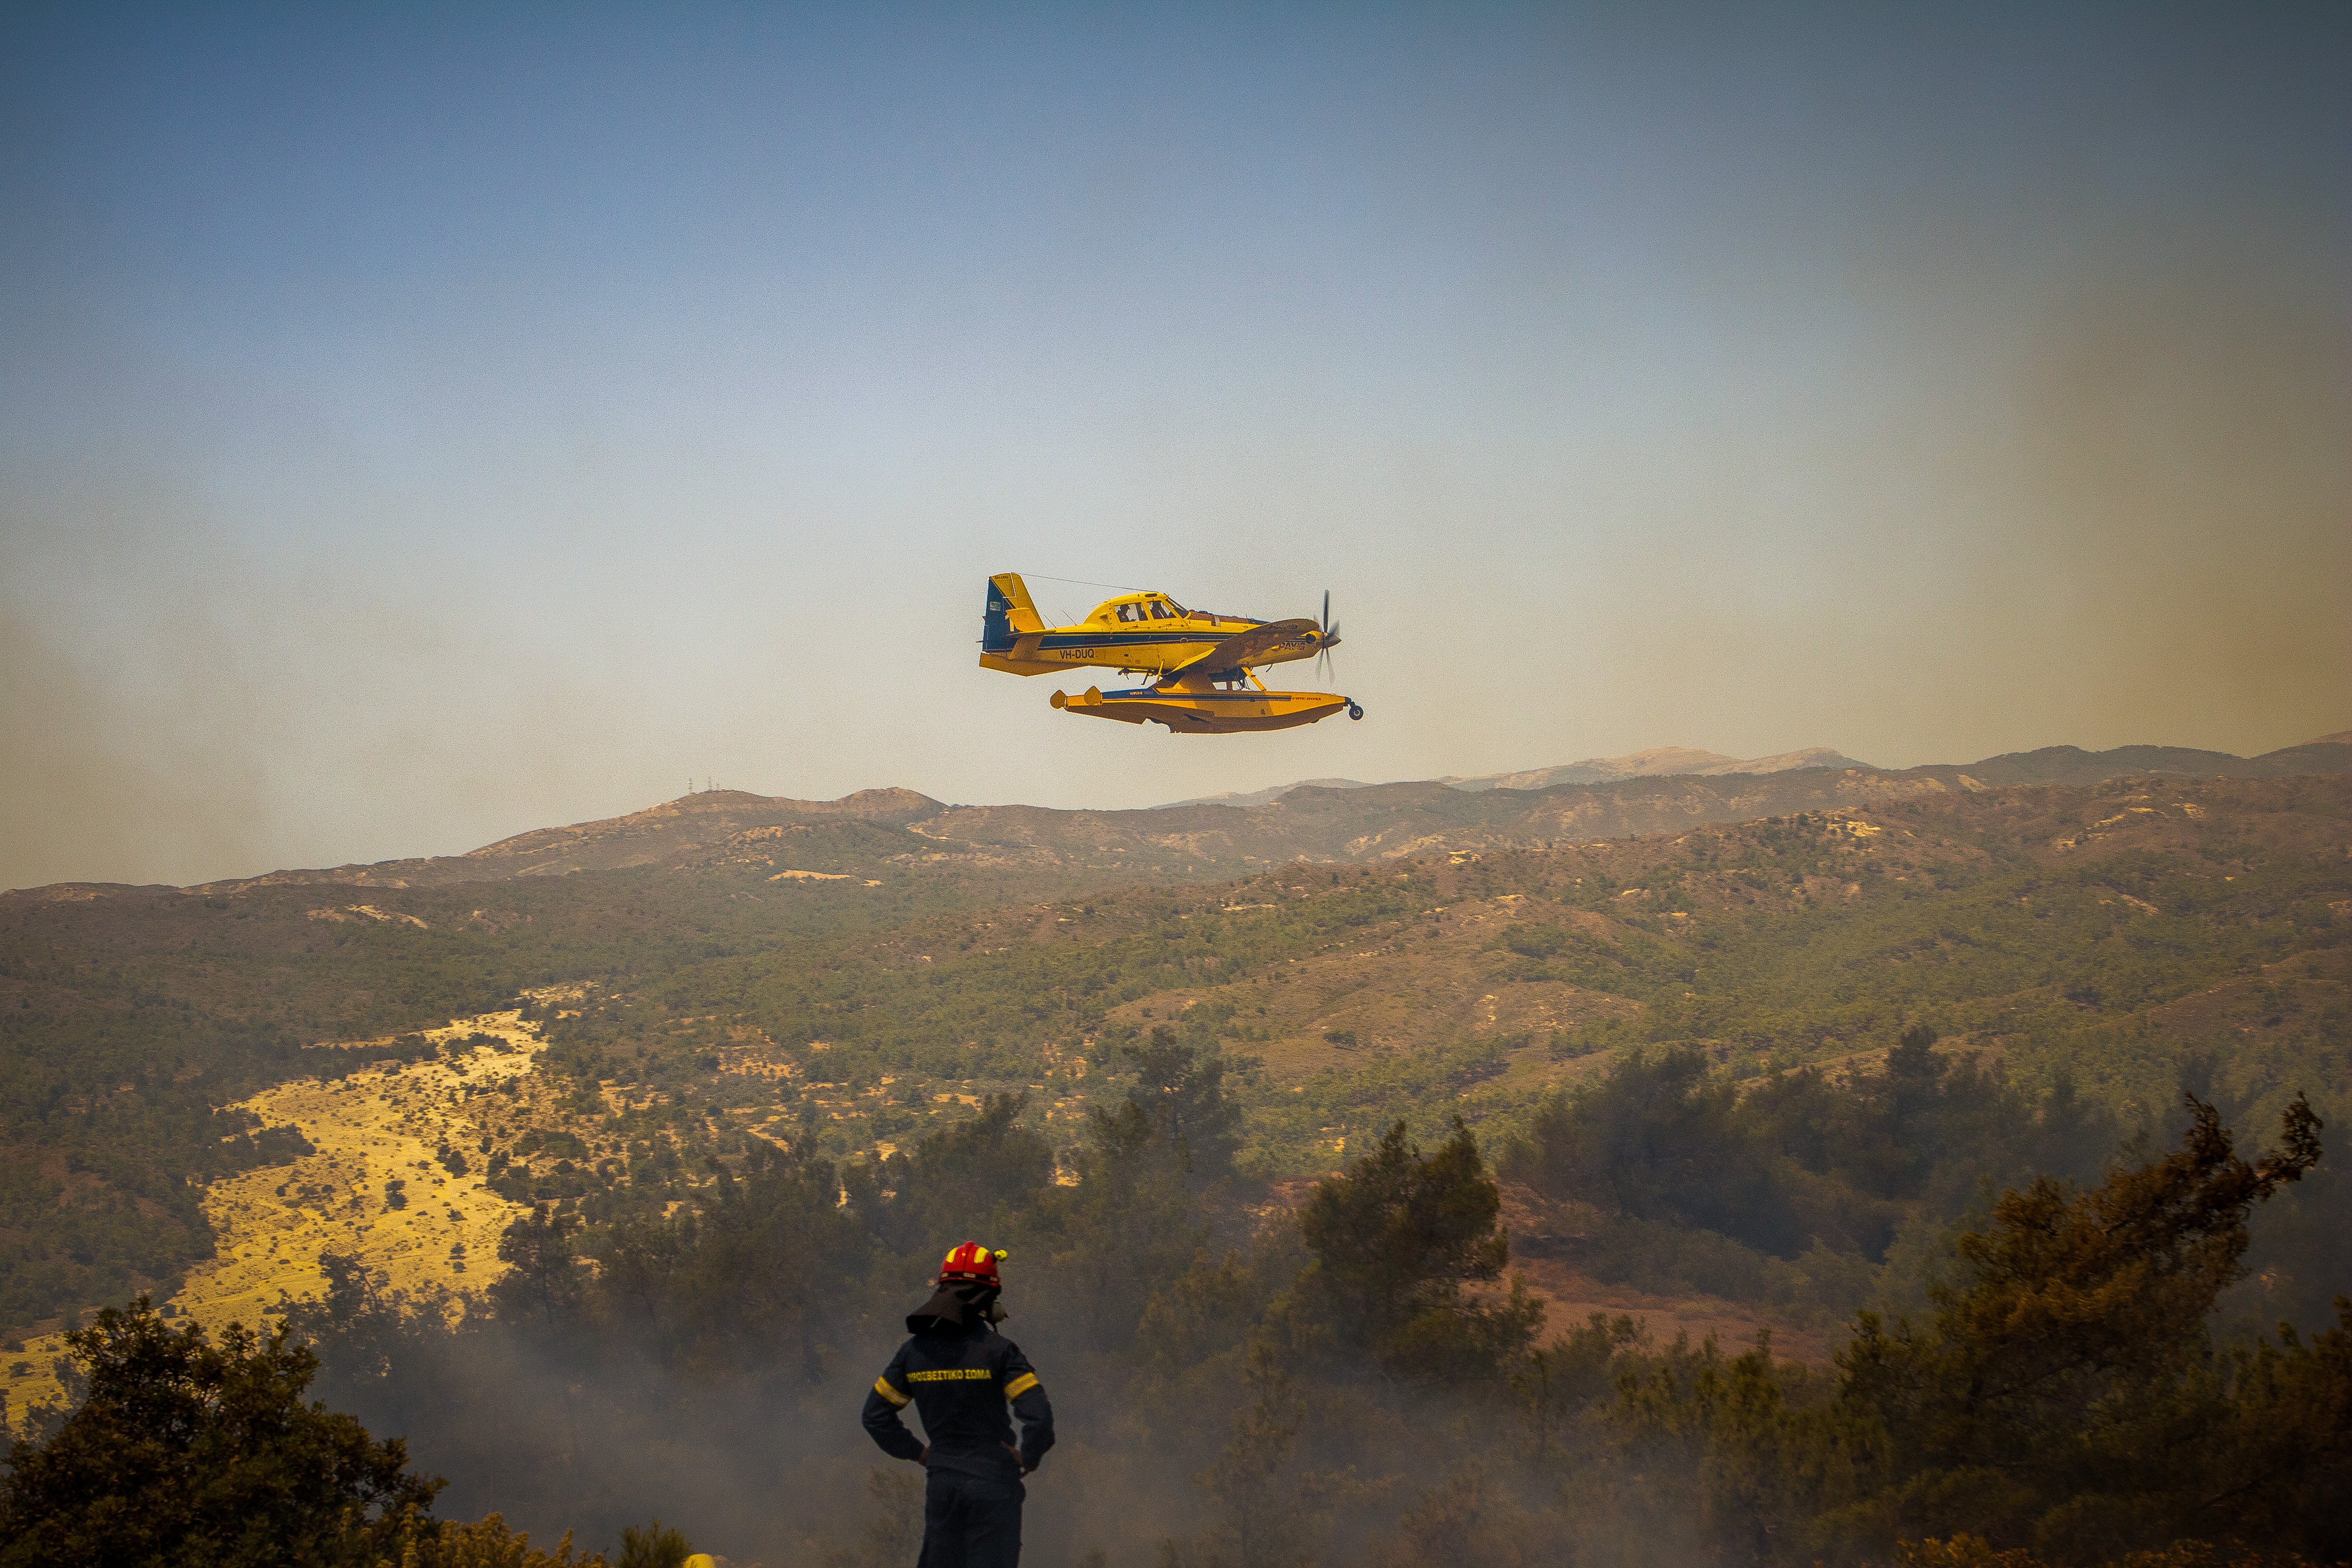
[2, 760, 2348, 1562]
[3, 769, 2346, 1342]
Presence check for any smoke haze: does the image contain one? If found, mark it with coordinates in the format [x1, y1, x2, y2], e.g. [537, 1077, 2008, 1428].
[3, 3, 2346, 888]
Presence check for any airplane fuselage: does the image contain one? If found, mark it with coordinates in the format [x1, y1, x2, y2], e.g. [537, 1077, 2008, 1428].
[980, 578, 1318, 678]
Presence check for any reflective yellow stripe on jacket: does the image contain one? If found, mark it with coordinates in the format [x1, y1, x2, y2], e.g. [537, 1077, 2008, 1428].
[874, 1375, 910, 1407]
[1003, 1372, 1039, 1400]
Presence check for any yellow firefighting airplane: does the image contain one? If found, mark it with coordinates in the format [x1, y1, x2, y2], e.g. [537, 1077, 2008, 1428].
[979, 573, 1362, 734]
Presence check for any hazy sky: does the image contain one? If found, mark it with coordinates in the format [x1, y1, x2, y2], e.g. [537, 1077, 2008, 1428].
[4, 2, 2347, 888]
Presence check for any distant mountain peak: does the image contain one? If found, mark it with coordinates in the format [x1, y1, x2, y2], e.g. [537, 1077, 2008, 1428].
[1440, 745, 1877, 793]
[1152, 778, 1376, 811]
[1147, 748, 1875, 810]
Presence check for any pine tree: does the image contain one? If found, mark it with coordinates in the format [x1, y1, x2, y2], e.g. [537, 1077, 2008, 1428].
[0, 1298, 442, 1566]
[1828, 1092, 2341, 1561]
[1290, 1119, 1541, 1381]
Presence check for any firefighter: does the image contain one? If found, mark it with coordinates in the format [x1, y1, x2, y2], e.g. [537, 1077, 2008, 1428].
[862, 1241, 1056, 1568]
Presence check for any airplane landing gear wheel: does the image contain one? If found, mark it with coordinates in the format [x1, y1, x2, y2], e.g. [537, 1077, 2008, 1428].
[1347, 702, 1364, 720]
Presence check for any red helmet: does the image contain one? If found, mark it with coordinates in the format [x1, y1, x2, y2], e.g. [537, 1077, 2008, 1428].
[939, 1241, 1005, 1284]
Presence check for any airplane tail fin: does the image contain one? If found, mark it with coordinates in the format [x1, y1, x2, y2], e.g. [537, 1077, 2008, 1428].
[984, 573, 1046, 651]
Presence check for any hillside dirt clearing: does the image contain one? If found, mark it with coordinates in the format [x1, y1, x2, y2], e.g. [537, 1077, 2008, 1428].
[1, 1006, 547, 1426]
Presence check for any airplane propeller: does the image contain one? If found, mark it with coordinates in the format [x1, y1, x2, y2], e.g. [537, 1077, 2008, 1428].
[1315, 589, 1342, 684]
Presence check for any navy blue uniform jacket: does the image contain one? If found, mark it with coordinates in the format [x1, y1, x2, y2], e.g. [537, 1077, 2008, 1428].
[864, 1319, 1055, 1481]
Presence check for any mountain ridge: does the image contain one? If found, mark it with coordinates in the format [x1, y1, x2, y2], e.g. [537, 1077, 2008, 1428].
[1148, 746, 1869, 808]
[1444, 744, 1877, 792]
[1157, 734, 2350, 811]
[6, 735, 2345, 903]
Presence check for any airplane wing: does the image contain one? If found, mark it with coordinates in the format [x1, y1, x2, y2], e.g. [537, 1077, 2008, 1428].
[1159, 618, 1322, 683]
